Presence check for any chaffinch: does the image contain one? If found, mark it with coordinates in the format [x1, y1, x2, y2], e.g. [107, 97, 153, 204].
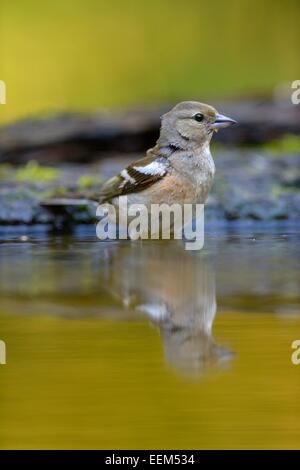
[43, 102, 236, 219]
[99, 101, 236, 209]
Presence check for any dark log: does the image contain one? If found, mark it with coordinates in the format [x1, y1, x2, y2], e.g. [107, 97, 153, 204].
[1, 100, 299, 164]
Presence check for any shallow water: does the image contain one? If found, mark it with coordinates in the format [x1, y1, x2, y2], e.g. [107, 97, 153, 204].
[0, 224, 299, 449]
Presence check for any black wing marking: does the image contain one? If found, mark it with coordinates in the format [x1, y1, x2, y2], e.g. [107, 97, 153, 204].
[99, 154, 170, 203]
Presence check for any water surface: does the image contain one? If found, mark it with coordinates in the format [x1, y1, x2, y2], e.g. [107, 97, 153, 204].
[0, 224, 299, 449]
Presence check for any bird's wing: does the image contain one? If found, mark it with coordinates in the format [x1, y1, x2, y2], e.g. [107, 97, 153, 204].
[99, 153, 170, 203]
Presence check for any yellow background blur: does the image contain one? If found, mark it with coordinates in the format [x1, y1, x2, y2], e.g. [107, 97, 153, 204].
[1, 0, 300, 123]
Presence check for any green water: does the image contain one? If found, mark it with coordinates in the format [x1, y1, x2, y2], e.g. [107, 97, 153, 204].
[1, 0, 300, 123]
[0, 226, 299, 449]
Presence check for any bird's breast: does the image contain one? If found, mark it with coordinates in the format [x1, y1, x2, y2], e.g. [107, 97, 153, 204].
[171, 149, 215, 204]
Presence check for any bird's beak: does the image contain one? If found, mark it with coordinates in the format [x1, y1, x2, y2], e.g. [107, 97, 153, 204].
[210, 113, 237, 129]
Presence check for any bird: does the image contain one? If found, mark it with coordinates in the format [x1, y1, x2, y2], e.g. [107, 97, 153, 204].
[98, 101, 236, 208]
[42, 101, 236, 233]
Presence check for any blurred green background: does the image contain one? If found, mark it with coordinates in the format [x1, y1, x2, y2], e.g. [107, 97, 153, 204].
[1, 0, 300, 123]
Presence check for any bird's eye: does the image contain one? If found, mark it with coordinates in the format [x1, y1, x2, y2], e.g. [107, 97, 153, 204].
[194, 113, 204, 122]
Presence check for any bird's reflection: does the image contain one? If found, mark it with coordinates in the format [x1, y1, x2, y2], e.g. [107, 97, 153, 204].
[102, 241, 232, 376]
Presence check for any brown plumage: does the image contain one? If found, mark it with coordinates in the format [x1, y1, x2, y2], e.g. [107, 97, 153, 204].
[42, 101, 236, 211]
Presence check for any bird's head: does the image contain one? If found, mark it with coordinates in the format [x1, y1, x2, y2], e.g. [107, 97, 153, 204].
[159, 101, 236, 149]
